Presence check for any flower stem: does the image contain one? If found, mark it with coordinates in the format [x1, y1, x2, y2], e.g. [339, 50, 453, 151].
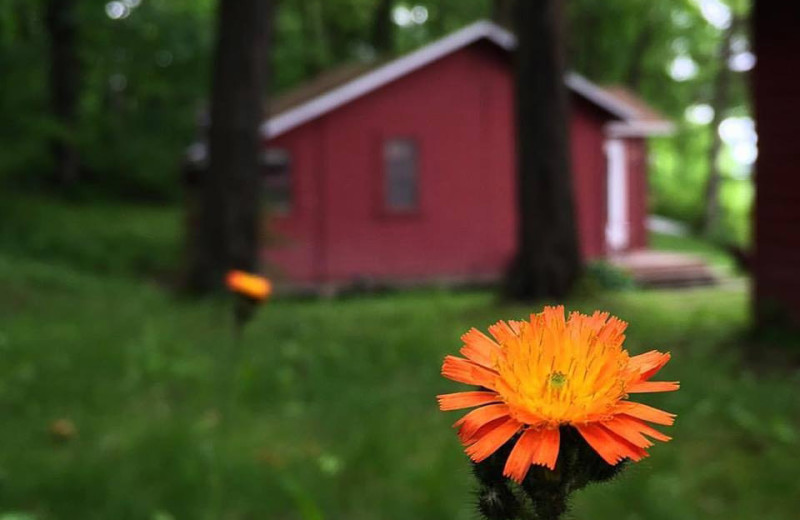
[531, 492, 567, 520]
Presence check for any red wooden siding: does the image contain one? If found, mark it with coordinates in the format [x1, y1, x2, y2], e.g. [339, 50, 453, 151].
[625, 138, 648, 250]
[570, 97, 610, 259]
[753, 2, 800, 325]
[262, 42, 623, 285]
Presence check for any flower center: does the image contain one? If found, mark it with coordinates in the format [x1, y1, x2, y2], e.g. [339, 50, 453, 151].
[493, 312, 630, 425]
[548, 371, 567, 388]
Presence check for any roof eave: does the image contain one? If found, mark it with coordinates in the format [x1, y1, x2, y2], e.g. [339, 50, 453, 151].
[606, 121, 676, 138]
[262, 20, 515, 139]
[564, 73, 639, 121]
[262, 20, 668, 139]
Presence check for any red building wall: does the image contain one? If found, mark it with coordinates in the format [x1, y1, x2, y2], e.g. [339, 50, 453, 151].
[570, 97, 613, 258]
[263, 43, 616, 285]
[753, 2, 800, 325]
[625, 138, 649, 250]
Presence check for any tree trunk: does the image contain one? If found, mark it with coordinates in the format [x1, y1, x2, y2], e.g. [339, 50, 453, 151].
[371, 0, 394, 54]
[505, 0, 582, 301]
[187, 0, 273, 294]
[44, 0, 80, 187]
[702, 20, 738, 238]
[492, 0, 515, 29]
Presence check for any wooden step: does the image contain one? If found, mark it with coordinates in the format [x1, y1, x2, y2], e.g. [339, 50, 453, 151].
[610, 250, 719, 288]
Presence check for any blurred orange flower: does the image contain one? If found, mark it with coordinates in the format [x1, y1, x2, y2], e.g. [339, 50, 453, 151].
[438, 306, 678, 483]
[226, 270, 272, 301]
[49, 418, 78, 443]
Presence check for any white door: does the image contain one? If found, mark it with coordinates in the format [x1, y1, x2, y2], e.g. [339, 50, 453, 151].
[605, 139, 629, 252]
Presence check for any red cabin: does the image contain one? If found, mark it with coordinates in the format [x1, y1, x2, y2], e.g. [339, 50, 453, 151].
[257, 21, 672, 288]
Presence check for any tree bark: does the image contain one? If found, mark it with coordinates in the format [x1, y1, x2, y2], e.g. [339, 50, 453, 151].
[505, 0, 582, 301]
[492, 0, 515, 29]
[187, 0, 273, 294]
[702, 19, 738, 238]
[371, 0, 394, 54]
[44, 0, 80, 187]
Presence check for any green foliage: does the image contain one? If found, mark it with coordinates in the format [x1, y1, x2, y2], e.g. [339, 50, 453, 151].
[0, 0, 755, 240]
[568, 0, 753, 246]
[0, 1, 50, 180]
[392, 0, 491, 54]
[578, 261, 636, 294]
[0, 198, 794, 519]
[0, 1, 215, 199]
[0, 193, 180, 278]
[1, 246, 798, 519]
[0, 0, 494, 200]
[75, 0, 216, 200]
[271, 0, 491, 92]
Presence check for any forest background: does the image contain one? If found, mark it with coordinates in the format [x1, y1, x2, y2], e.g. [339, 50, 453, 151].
[0, 0, 754, 246]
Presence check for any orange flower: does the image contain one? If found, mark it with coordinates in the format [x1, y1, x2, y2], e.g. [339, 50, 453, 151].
[226, 270, 272, 300]
[438, 306, 678, 483]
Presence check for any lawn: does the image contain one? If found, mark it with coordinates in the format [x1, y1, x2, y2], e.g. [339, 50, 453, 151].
[0, 197, 797, 519]
[1, 250, 799, 520]
[0, 193, 180, 279]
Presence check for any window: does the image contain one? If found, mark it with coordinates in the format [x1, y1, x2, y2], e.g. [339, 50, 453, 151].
[384, 139, 419, 212]
[261, 148, 292, 213]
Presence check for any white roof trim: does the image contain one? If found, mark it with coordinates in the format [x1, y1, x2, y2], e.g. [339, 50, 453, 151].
[263, 21, 514, 138]
[262, 20, 669, 139]
[564, 73, 639, 121]
[606, 121, 676, 138]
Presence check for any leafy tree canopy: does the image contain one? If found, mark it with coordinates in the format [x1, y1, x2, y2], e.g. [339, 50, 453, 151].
[0, 0, 753, 244]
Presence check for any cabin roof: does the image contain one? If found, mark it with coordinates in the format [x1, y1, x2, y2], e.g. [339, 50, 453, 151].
[600, 86, 675, 137]
[263, 20, 673, 139]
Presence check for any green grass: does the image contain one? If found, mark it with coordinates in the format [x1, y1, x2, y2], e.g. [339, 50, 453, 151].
[0, 196, 794, 519]
[1, 252, 798, 520]
[0, 194, 180, 279]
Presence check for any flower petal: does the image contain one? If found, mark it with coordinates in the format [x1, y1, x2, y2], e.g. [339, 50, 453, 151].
[596, 316, 628, 345]
[461, 417, 509, 446]
[488, 320, 518, 344]
[441, 355, 498, 390]
[531, 427, 560, 470]
[460, 328, 502, 368]
[508, 320, 526, 334]
[464, 417, 522, 463]
[576, 423, 648, 465]
[616, 401, 676, 426]
[541, 306, 567, 330]
[628, 350, 671, 381]
[621, 417, 672, 442]
[455, 404, 511, 443]
[502, 428, 540, 482]
[437, 391, 500, 411]
[602, 416, 659, 448]
[627, 380, 680, 393]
